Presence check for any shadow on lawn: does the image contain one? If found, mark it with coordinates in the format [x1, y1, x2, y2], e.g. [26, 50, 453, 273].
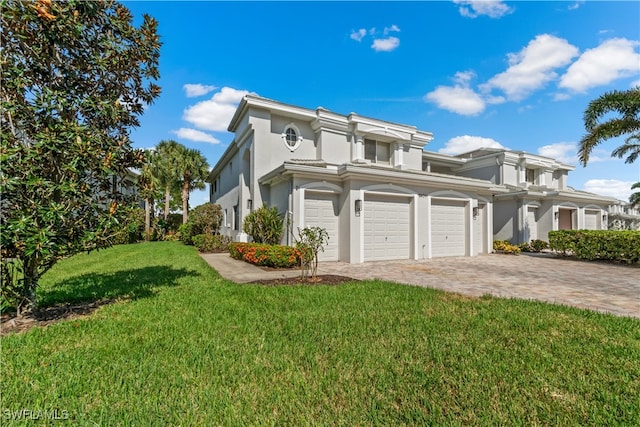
[1, 266, 199, 335]
[38, 265, 198, 308]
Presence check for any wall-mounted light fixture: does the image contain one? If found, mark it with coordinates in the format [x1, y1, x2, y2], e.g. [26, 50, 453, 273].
[355, 199, 362, 216]
[247, 199, 252, 210]
[602, 214, 607, 222]
[472, 207, 479, 219]
[554, 211, 560, 220]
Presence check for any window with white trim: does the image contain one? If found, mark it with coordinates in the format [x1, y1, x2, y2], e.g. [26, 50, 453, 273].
[525, 168, 536, 185]
[281, 123, 302, 151]
[364, 139, 391, 164]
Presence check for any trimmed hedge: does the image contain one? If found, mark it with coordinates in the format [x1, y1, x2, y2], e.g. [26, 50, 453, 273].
[548, 230, 640, 264]
[229, 243, 301, 268]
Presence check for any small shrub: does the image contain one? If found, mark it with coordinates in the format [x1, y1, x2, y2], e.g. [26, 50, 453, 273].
[229, 242, 300, 268]
[192, 234, 232, 252]
[178, 222, 194, 245]
[295, 227, 329, 279]
[190, 203, 223, 235]
[164, 230, 180, 241]
[243, 206, 284, 245]
[493, 240, 521, 255]
[518, 239, 548, 253]
[530, 239, 549, 252]
[112, 207, 145, 245]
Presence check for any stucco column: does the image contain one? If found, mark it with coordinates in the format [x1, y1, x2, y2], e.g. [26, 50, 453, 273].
[353, 133, 364, 162]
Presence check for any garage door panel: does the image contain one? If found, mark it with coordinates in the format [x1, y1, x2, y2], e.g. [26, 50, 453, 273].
[304, 193, 339, 261]
[364, 196, 410, 261]
[584, 211, 599, 230]
[431, 199, 467, 257]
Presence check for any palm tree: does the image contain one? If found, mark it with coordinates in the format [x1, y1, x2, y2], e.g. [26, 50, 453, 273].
[153, 140, 182, 221]
[175, 146, 210, 224]
[611, 135, 640, 165]
[578, 87, 640, 166]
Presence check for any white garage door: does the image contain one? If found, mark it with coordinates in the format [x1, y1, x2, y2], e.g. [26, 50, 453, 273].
[364, 195, 410, 261]
[304, 193, 339, 261]
[584, 210, 599, 230]
[431, 199, 467, 257]
[526, 207, 538, 242]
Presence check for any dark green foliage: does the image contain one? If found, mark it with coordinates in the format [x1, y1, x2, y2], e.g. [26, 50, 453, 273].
[178, 222, 194, 245]
[178, 204, 223, 245]
[549, 230, 640, 263]
[229, 242, 301, 268]
[112, 207, 145, 245]
[243, 206, 284, 245]
[192, 234, 231, 252]
[166, 213, 184, 233]
[519, 239, 549, 253]
[0, 0, 161, 313]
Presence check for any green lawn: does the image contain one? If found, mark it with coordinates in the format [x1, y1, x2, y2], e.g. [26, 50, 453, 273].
[2, 242, 639, 425]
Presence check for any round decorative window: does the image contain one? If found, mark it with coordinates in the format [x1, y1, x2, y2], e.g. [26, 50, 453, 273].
[281, 124, 302, 151]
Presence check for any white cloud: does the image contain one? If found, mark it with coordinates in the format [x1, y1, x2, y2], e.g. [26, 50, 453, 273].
[383, 24, 400, 35]
[559, 38, 640, 92]
[454, 0, 514, 18]
[439, 135, 506, 155]
[631, 79, 640, 88]
[172, 128, 220, 144]
[371, 36, 400, 52]
[537, 142, 577, 164]
[425, 86, 485, 116]
[567, 2, 583, 11]
[583, 179, 634, 200]
[482, 34, 579, 101]
[183, 83, 217, 98]
[183, 87, 254, 132]
[350, 28, 366, 42]
[425, 71, 486, 115]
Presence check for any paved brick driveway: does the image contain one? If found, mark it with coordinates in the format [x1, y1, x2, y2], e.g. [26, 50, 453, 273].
[317, 253, 639, 318]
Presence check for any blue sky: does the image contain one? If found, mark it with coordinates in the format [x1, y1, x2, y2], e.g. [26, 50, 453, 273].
[124, 0, 640, 207]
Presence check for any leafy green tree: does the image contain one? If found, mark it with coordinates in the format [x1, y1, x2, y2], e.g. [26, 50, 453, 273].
[0, 0, 161, 313]
[175, 146, 210, 224]
[630, 182, 640, 207]
[578, 87, 640, 166]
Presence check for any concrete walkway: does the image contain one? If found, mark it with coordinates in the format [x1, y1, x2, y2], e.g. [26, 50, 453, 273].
[200, 253, 301, 283]
[201, 252, 639, 318]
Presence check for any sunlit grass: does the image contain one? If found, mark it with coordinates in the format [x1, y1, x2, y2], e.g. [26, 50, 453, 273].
[2, 241, 639, 425]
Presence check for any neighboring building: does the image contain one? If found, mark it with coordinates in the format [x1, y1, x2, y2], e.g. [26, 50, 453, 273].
[209, 95, 615, 263]
[435, 148, 617, 243]
[608, 200, 640, 230]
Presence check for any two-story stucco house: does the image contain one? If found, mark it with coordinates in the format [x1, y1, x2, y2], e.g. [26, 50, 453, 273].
[208, 95, 615, 262]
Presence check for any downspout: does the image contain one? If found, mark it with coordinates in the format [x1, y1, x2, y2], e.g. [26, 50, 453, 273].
[287, 178, 293, 246]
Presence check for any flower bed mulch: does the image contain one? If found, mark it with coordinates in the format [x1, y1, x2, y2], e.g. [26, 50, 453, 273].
[249, 274, 357, 286]
[1, 299, 116, 336]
